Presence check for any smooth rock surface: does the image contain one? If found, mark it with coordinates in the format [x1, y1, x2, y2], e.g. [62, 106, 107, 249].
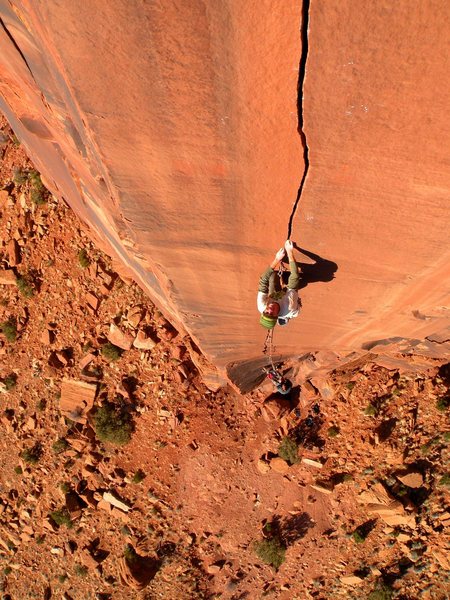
[0, 1, 448, 389]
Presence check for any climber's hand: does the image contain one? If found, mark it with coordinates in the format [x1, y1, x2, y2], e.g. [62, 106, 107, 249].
[275, 248, 285, 262]
[285, 240, 294, 253]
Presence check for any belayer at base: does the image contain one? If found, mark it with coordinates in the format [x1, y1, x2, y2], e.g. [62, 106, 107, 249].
[257, 240, 300, 329]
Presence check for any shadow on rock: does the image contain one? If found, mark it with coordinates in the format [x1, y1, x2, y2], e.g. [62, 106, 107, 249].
[263, 512, 314, 547]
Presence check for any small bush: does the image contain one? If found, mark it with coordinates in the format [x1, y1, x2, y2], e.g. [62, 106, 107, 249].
[0, 318, 17, 342]
[3, 566, 12, 576]
[13, 167, 27, 185]
[254, 537, 286, 570]
[30, 187, 46, 205]
[16, 275, 34, 298]
[439, 473, 450, 486]
[436, 395, 450, 412]
[50, 508, 73, 529]
[14, 466, 23, 475]
[78, 249, 90, 268]
[93, 401, 134, 445]
[52, 438, 69, 454]
[368, 582, 394, 600]
[20, 443, 42, 465]
[60, 482, 71, 493]
[364, 403, 377, 416]
[123, 544, 139, 564]
[58, 574, 68, 583]
[74, 564, 88, 577]
[278, 437, 299, 465]
[3, 373, 17, 391]
[101, 342, 123, 362]
[327, 426, 340, 437]
[132, 469, 146, 484]
[352, 529, 366, 544]
[29, 171, 47, 205]
[443, 432, 450, 442]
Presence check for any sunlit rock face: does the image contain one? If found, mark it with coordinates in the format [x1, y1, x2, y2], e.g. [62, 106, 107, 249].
[0, 1, 448, 390]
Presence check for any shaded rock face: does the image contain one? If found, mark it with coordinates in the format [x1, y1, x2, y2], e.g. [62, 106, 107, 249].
[0, 1, 449, 388]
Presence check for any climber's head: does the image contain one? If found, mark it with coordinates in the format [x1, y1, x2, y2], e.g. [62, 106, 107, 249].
[260, 301, 280, 329]
[265, 301, 280, 317]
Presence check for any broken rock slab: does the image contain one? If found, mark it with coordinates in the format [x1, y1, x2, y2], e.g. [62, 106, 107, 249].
[0, 269, 17, 285]
[396, 470, 424, 489]
[60, 379, 97, 423]
[102, 491, 132, 513]
[358, 483, 416, 528]
[132, 330, 157, 350]
[270, 457, 290, 474]
[108, 323, 135, 350]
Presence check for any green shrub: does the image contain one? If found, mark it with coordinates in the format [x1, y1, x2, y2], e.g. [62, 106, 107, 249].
[278, 437, 299, 465]
[93, 401, 134, 445]
[78, 248, 90, 268]
[30, 187, 46, 205]
[368, 582, 394, 600]
[20, 443, 42, 465]
[14, 466, 23, 475]
[101, 342, 123, 361]
[60, 482, 71, 493]
[364, 403, 377, 416]
[352, 529, 366, 544]
[254, 537, 286, 570]
[436, 395, 450, 412]
[50, 508, 73, 529]
[123, 544, 139, 564]
[74, 564, 88, 577]
[3, 373, 17, 391]
[439, 473, 450, 486]
[327, 426, 340, 437]
[52, 438, 69, 454]
[0, 318, 17, 342]
[3, 566, 12, 576]
[13, 167, 27, 185]
[16, 275, 34, 298]
[132, 469, 146, 484]
[29, 171, 47, 204]
[443, 432, 450, 442]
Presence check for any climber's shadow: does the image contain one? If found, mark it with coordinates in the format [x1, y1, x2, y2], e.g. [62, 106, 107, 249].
[282, 245, 338, 291]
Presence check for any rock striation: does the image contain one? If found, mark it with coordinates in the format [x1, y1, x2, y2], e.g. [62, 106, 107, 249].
[0, 1, 449, 389]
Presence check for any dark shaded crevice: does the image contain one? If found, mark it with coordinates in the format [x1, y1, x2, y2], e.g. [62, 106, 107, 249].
[0, 18, 33, 77]
[287, 0, 310, 240]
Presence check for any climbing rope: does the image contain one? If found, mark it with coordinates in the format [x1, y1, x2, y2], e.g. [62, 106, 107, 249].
[262, 329, 276, 370]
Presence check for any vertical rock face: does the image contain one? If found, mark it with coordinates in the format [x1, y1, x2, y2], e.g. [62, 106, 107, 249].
[0, 1, 448, 388]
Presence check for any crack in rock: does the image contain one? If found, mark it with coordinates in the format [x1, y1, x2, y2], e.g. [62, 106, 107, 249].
[287, 0, 310, 240]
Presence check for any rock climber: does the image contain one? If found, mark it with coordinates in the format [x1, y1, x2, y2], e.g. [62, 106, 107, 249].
[257, 240, 300, 329]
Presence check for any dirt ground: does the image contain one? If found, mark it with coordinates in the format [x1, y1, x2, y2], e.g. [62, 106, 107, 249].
[0, 118, 449, 600]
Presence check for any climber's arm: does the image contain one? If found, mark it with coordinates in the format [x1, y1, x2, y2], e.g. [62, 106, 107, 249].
[285, 240, 300, 290]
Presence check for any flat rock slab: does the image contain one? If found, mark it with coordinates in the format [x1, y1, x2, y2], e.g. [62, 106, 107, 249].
[0, 269, 17, 285]
[103, 491, 132, 512]
[108, 323, 134, 350]
[270, 457, 290, 474]
[396, 471, 423, 488]
[60, 379, 97, 423]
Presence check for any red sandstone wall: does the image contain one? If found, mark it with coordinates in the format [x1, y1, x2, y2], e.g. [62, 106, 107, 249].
[0, 1, 448, 389]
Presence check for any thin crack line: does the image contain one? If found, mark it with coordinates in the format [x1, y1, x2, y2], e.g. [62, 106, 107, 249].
[0, 18, 33, 77]
[287, 0, 310, 240]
